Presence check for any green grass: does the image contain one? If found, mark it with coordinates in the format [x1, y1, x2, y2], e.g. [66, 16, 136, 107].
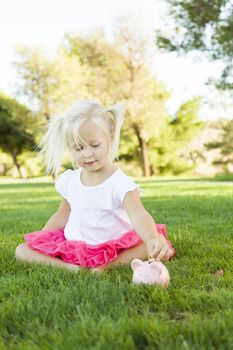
[0, 178, 233, 350]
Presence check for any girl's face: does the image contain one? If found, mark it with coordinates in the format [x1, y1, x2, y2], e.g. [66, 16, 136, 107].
[71, 122, 111, 171]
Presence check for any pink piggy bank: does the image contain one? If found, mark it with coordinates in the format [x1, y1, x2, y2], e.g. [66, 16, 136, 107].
[131, 258, 170, 288]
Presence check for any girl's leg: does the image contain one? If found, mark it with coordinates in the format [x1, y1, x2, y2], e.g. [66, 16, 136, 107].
[15, 243, 81, 272]
[93, 241, 148, 272]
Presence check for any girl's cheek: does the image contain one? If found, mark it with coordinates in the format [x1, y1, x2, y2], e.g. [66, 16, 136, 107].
[72, 152, 81, 163]
[97, 148, 108, 158]
[100, 143, 110, 156]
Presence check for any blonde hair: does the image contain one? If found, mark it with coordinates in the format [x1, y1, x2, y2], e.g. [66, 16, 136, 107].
[38, 100, 125, 175]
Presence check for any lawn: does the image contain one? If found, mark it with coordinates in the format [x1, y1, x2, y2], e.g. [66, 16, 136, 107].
[0, 177, 233, 350]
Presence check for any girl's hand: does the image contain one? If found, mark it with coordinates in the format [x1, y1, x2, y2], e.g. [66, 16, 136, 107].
[147, 235, 173, 261]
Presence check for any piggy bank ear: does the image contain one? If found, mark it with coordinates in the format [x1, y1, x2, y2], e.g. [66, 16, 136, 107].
[131, 258, 144, 271]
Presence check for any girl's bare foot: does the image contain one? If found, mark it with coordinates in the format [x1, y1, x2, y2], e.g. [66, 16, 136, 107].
[91, 266, 108, 273]
[62, 262, 83, 272]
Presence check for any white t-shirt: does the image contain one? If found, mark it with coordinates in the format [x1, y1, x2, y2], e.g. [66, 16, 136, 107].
[55, 167, 142, 245]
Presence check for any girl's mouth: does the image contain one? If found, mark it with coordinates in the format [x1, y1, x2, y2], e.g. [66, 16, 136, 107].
[84, 161, 97, 166]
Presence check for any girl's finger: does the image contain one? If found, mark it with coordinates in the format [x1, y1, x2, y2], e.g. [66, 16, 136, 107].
[165, 248, 173, 260]
[147, 239, 160, 256]
[155, 245, 169, 261]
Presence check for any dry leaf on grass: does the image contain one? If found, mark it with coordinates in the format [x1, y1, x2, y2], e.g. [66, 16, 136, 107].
[212, 269, 224, 277]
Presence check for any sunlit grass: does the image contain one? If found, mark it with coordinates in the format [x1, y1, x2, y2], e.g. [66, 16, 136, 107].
[0, 177, 233, 349]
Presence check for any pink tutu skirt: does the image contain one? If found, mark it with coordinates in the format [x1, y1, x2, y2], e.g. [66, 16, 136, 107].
[24, 224, 175, 268]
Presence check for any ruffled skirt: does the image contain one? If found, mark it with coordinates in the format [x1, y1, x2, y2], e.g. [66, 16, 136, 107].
[24, 224, 175, 268]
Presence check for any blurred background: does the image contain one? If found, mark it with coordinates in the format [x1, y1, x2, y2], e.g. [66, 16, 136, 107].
[0, 0, 232, 179]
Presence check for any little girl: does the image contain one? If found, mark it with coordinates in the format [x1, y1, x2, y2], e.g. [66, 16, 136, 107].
[15, 100, 175, 272]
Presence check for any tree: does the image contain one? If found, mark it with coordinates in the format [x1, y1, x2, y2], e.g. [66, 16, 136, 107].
[113, 15, 170, 176]
[156, 0, 233, 89]
[65, 25, 170, 176]
[170, 97, 203, 144]
[14, 46, 89, 122]
[64, 29, 129, 106]
[13, 24, 203, 176]
[206, 119, 233, 172]
[0, 93, 36, 177]
[149, 97, 203, 174]
[156, 1, 233, 172]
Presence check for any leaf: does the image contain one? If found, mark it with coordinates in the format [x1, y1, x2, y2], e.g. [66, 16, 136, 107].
[212, 269, 224, 277]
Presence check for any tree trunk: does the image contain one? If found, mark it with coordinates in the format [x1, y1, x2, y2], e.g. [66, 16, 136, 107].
[1, 163, 12, 176]
[133, 125, 151, 177]
[141, 138, 151, 177]
[11, 152, 23, 178]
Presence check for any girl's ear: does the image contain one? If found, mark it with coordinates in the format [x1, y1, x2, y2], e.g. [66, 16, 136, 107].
[131, 258, 143, 271]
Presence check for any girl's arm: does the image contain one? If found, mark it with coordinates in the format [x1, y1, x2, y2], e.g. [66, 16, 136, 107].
[123, 190, 172, 261]
[42, 198, 71, 231]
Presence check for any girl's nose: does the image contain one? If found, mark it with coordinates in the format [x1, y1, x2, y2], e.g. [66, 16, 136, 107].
[82, 146, 93, 158]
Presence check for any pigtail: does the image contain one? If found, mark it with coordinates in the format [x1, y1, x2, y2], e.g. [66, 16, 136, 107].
[37, 114, 67, 176]
[106, 102, 125, 161]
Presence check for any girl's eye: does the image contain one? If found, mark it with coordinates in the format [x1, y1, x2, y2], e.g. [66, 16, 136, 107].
[73, 143, 100, 151]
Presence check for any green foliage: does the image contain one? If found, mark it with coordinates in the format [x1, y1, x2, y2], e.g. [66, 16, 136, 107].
[0, 151, 14, 176]
[206, 119, 233, 172]
[157, 0, 233, 89]
[149, 97, 203, 175]
[0, 93, 36, 176]
[64, 30, 130, 108]
[170, 97, 203, 144]
[14, 46, 89, 120]
[12, 27, 204, 177]
[65, 30, 171, 176]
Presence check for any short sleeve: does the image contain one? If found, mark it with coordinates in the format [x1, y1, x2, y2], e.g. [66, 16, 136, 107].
[116, 176, 143, 204]
[55, 169, 73, 200]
